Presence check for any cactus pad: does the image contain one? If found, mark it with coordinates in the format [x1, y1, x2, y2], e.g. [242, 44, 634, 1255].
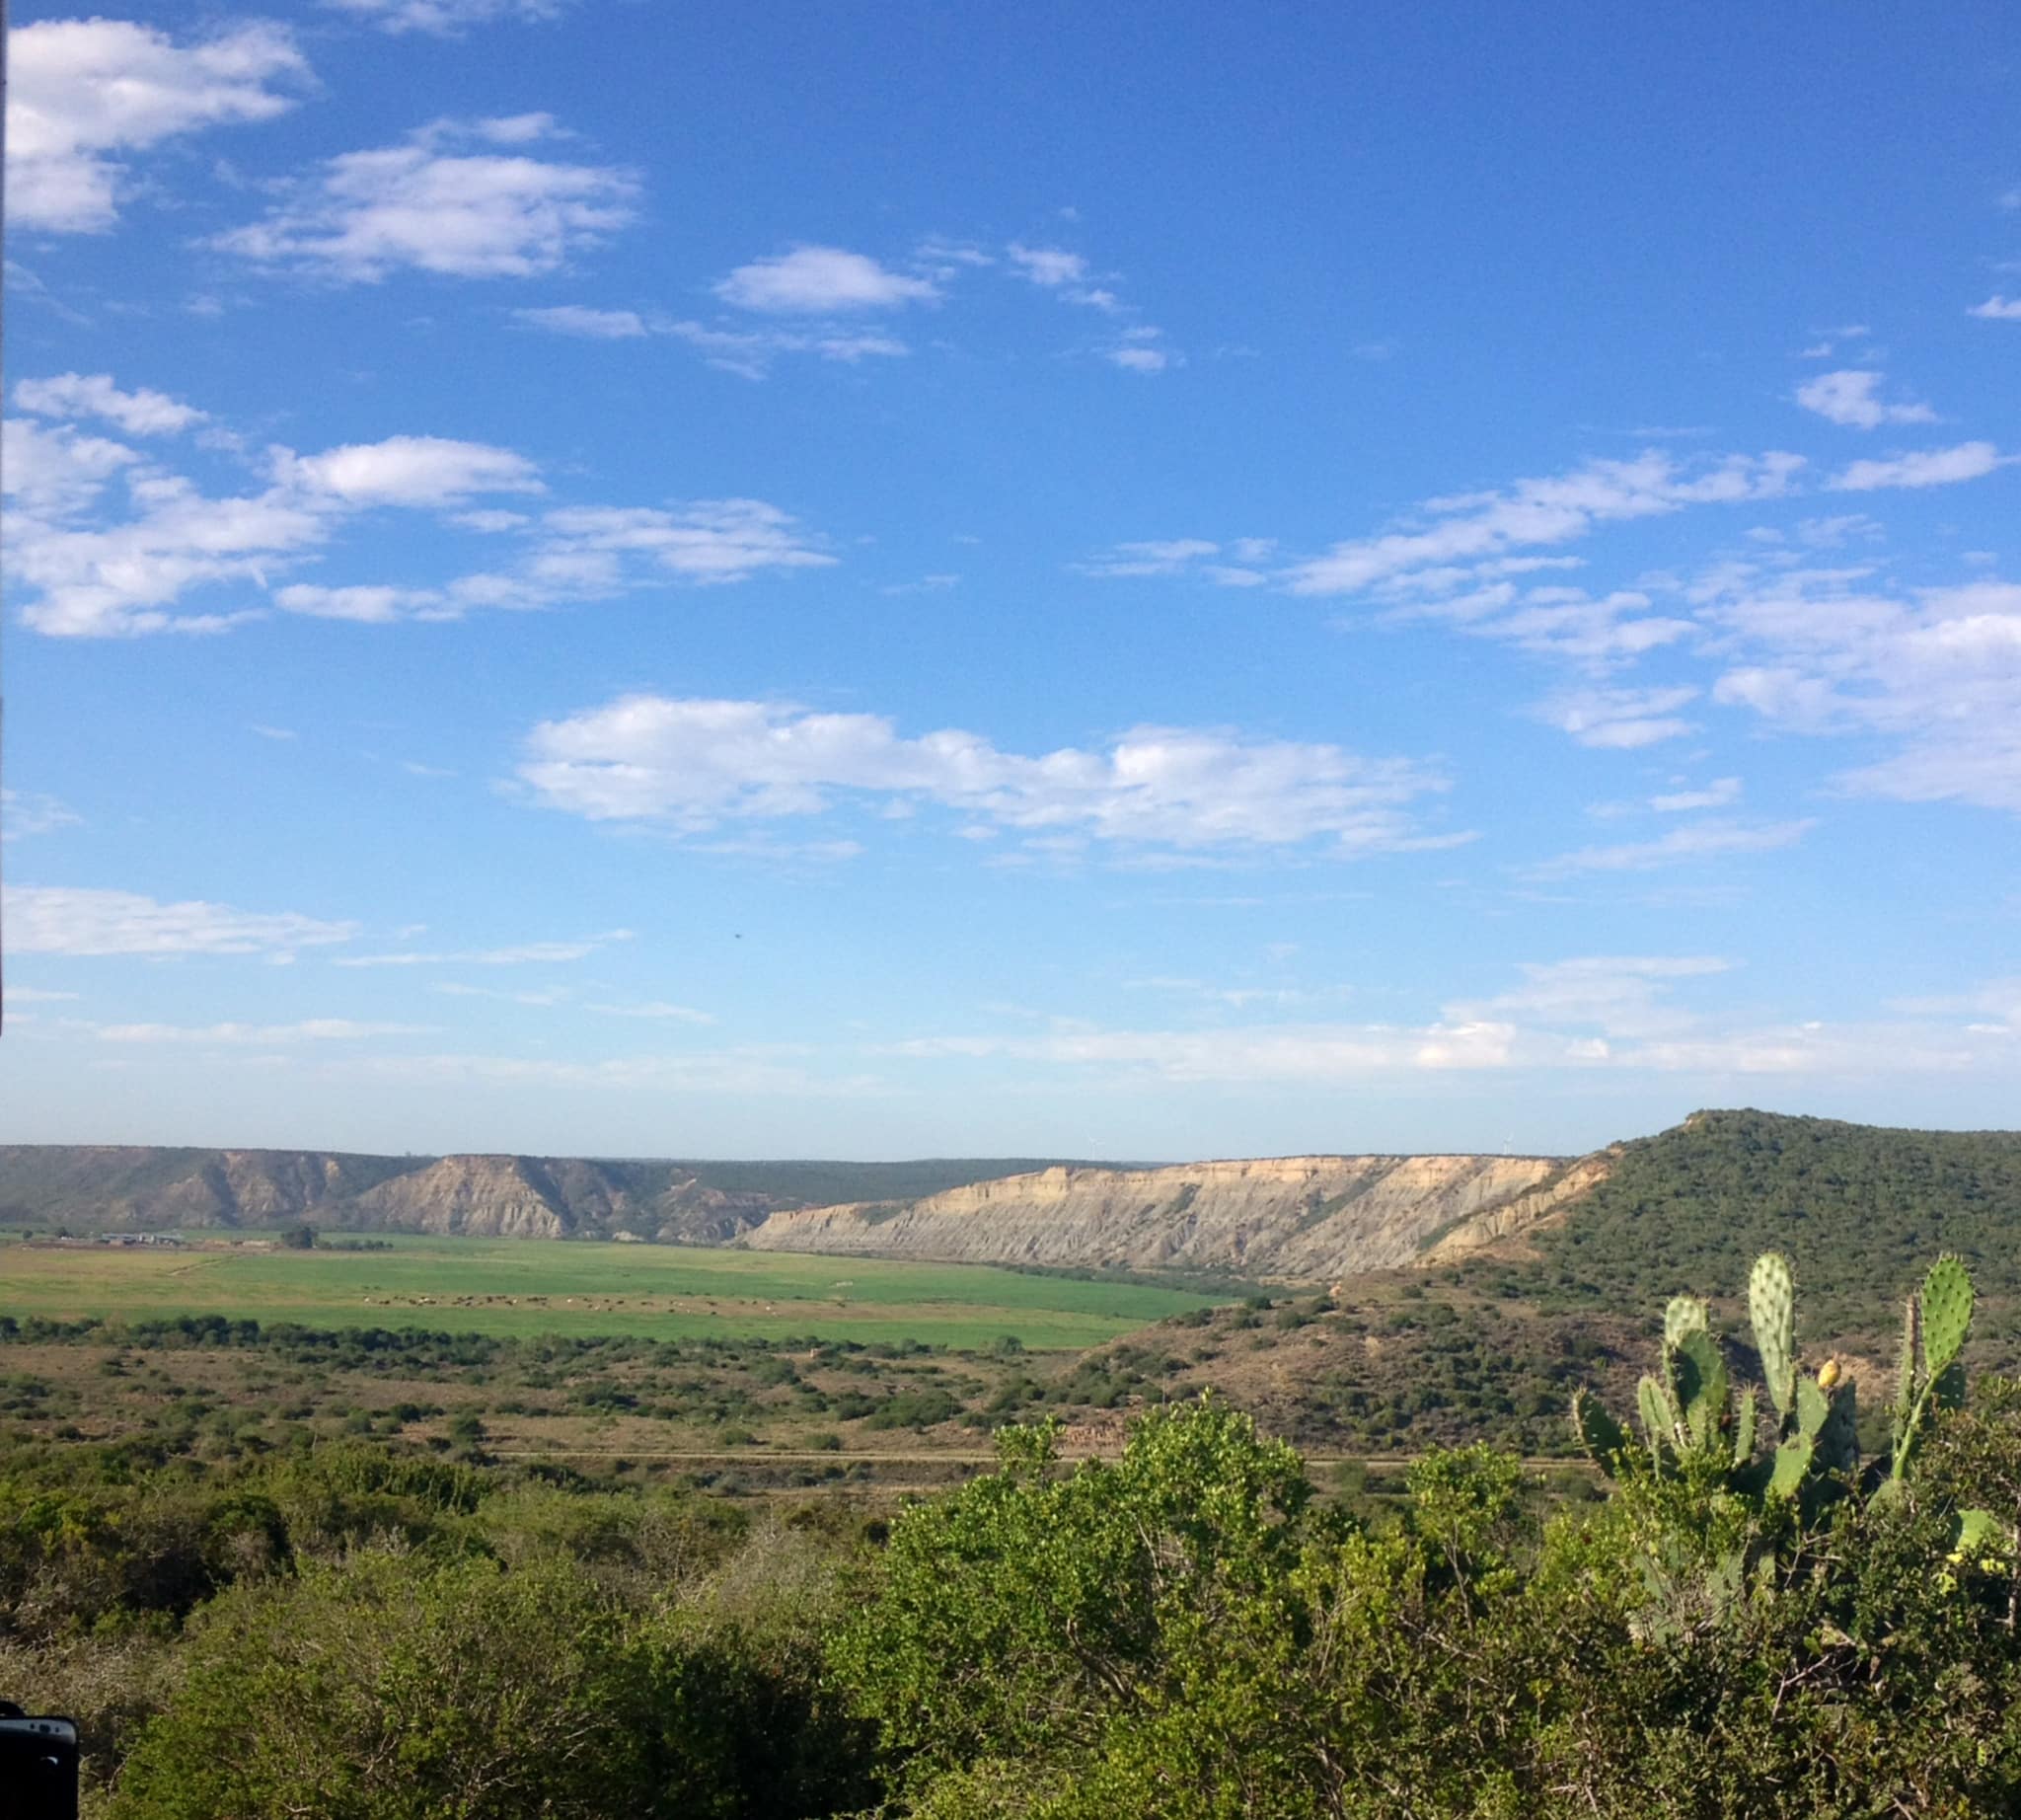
[1571, 1390, 1629, 1475]
[1766, 1433, 1814, 1500]
[1919, 1255, 1974, 1378]
[1749, 1251, 1798, 1417]
[1672, 1329, 1730, 1456]
[1664, 1294, 1710, 1350]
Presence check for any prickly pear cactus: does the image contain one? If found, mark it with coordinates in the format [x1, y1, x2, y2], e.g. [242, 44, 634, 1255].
[1920, 1255, 1973, 1379]
[1664, 1295, 1710, 1350]
[1749, 1252, 1797, 1417]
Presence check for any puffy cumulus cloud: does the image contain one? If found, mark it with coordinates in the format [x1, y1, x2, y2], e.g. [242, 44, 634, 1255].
[1283, 450, 1806, 597]
[714, 246, 938, 313]
[14, 373, 205, 436]
[213, 118, 638, 281]
[1522, 818, 1817, 880]
[4, 402, 542, 636]
[1968, 296, 2021, 321]
[7, 19, 309, 233]
[323, 0, 569, 34]
[515, 695, 1464, 859]
[1829, 441, 2007, 492]
[1794, 369, 1937, 429]
[2, 885, 357, 956]
[4, 378, 832, 636]
[1537, 685, 1699, 749]
[94, 1020, 431, 1044]
[281, 435, 543, 507]
[1006, 244, 1089, 287]
[1703, 570, 2021, 813]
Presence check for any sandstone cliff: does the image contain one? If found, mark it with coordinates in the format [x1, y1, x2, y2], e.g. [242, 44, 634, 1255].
[742, 1152, 1565, 1280]
[1421, 1147, 1620, 1261]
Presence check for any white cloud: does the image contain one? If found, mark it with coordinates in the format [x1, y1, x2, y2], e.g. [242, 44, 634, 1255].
[7, 988, 80, 1004]
[1446, 955, 1730, 1040]
[324, 0, 568, 34]
[95, 1020, 431, 1044]
[7, 19, 309, 233]
[1795, 369, 1937, 429]
[1650, 777, 1742, 813]
[516, 695, 1462, 858]
[1538, 685, 1698, 748]
[1829, 441, 2006, 492]
[1285, 450, 1805, 596]
[512, 304, 649, 338]
[213, 119, 638, 280]
[2, 885, 357, 955]
[0, 789, 81, 840]
[536, 499, 834, 582]
[586, 1000, 716, 1024]
[1524, 818, 1816, 878]
[333, 931, 633, 967]
[1704, 571, 2021, 812]
[1968, 296, 2021, 321]
[15, 373, 204, 435]
[714, 246, 938, 313]
[282, 435, 543, 506]
[4, 407, 544, 636]
[1006, 244, 1088, 287]
[1108, 345, 1169, 374]
[661, 318, 910, 379]
[889, 955, 2007, 1085]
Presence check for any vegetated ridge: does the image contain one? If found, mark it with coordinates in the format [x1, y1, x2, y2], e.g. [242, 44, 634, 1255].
[0, 1147, 1098, 1244]
[743, 1151, 1578, 1280]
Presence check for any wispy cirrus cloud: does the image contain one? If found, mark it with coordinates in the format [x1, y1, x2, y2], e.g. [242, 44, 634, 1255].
[333, 930, 634, 968]
[93, 1019, 432, 1044]
[324, 0, 571, 34]
[1522, 817, 1816, 879]
[2, 885, 357, 956]
[515, 694, 1467, 860]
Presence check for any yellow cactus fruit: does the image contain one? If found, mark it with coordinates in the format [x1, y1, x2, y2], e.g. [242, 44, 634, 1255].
[1818, 1358, 1842, 1392]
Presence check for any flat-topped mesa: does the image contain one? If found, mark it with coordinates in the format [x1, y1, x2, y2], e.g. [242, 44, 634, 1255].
[742, 1152, 1565, 1280]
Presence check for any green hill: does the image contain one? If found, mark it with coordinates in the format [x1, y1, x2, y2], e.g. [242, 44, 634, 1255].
[1519, 1108, 2021, 1342]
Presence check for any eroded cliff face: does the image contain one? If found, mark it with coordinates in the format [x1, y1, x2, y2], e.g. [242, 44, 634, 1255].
[743, 1152, 1566, 1280]
[351, 1156, 578, 1239]
[1422, 1148, 1619, 1261]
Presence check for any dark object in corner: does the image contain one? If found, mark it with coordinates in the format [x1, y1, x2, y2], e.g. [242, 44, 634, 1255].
[0, 1702, 79, 1820]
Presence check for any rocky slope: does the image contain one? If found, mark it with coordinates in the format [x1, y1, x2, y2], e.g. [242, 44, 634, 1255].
[743, 1152, 1564, 1280]
[0, 1147, 1069, 1243]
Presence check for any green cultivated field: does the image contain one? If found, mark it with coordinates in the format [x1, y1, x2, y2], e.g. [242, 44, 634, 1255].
[0, 1233, 1217, 1348]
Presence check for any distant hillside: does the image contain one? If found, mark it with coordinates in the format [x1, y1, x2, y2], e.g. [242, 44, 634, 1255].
[0, 1147, 1093, 1244]
[1513, 1108, 2021, 1339]
[1057, 1110, 2021, 1458]
[743, 1153, 1571, 1279]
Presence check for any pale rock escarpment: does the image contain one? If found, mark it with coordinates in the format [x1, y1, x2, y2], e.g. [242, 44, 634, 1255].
[1422, 1148, 1619, 1261]
[742, 1153, 1564, 1280]
[350, 1156, 577, 1239]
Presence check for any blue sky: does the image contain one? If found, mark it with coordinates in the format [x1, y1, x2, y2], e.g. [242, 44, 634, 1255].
[0, 0, 2017, 1161]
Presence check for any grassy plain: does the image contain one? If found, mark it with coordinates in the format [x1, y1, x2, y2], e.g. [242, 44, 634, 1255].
[0, 1232, 1216, 1349]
